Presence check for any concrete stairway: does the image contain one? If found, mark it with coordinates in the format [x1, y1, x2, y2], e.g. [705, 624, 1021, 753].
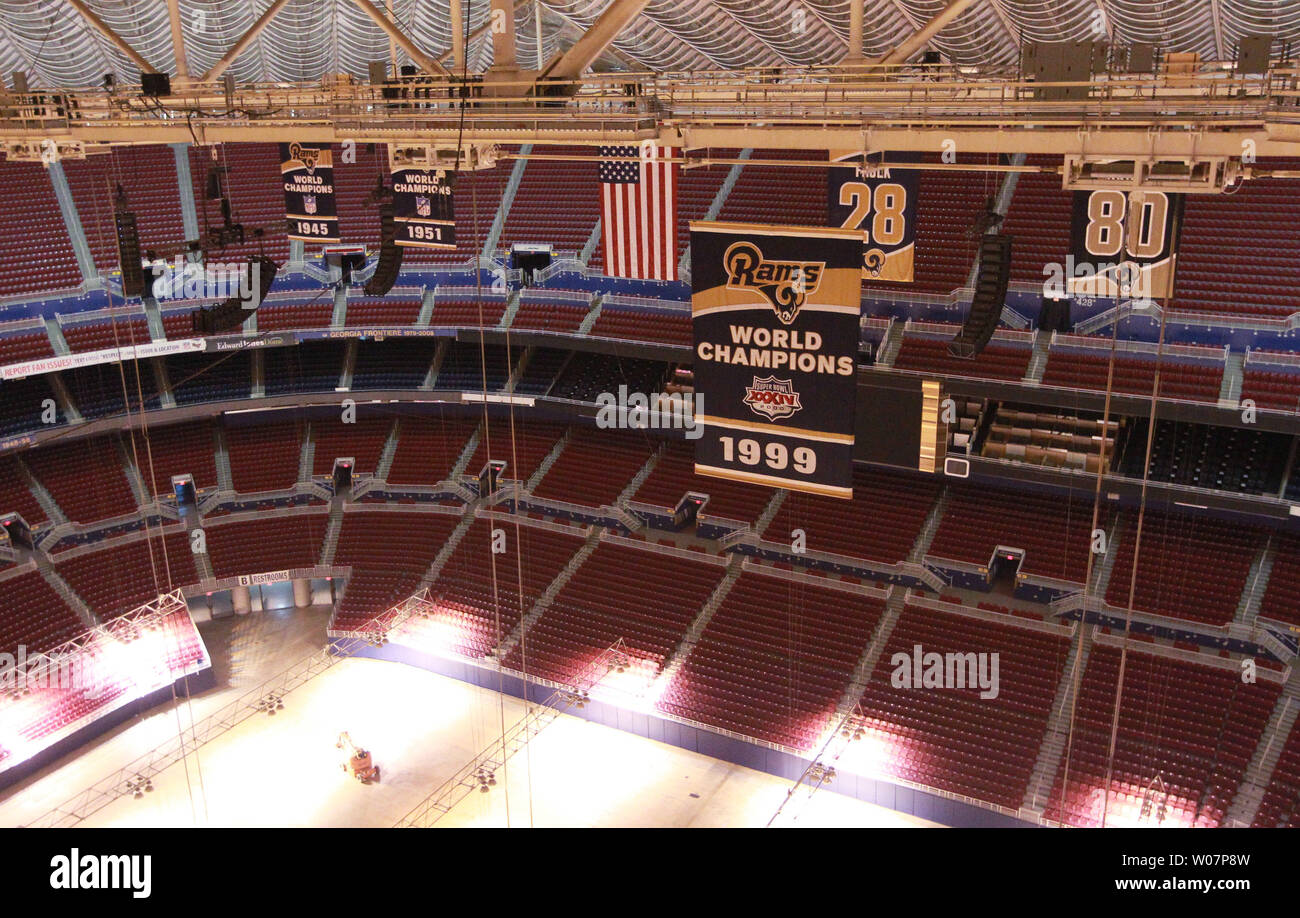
[1022, 624, 1096, 814]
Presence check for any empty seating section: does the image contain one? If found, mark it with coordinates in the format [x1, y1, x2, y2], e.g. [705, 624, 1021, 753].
[659, 574, 881, 749]
[224, 421, 304, 492]
[928, 484, 1097, 583]
[511, 297, 588, 334]
[264, 341, 345, 394]
[979, 406, 1115, 474]
[464, 419, 565, 482]
[1043, 349, 1224, 402]
[60, 315, 150, 352]
[352, 338, 434, 390]
[551, 351, 665, 402]
[1257, 533, 1300, 627]
[56, 530, 197, 618]
[0, 330, 55, 365]
[1121, 419, 1288, 494]
[501, 147, 601, 259]
[1176, 161, 1300, 317]
[429, 293, 507, 327]
[770, 467, 940, 565]
[1253, 722, 1300, 827]
[1001, 154, 1073, 286]
[166, 351, 251, 404]
[160, 309, 194, 341]
[0, 159, 80, 295]
[0, 376, 62, 436]
[256, 300, 334, 332]
[26, 437, 138, 523]
[128, 421, 218, 495]
[62, 360, 159, 419]
[718, 150, 827, 228]
[504, 542, 722, 683]
[0, 570, 84, 654]
[1047, 645, 1279, 827]
[345, 298, 422, 326]
[856, 604, 1071, 808]
[894, 334, 1031, 381]
[205, 513, 326, 579]
[330, 510, 458, 631]
[674, 150, 734, 245]
[590, 306, 689, 346]
[311, 417, 392, 476]
[331, 143, 387, 249]
[514, 347, 568, 395]
[532, 427, 653, 506]
[909, 155, 991, 294]
[1240, 361, 1300, 412]
[1104, 512, 1261, 626]
[632, 440, 772, 524]
[385, 416, 476, 485]
[425, 520, 584, 658]
[62, 146, 186, 272]
[187, 143, 290, 262]
[434, 341, 513, 391]
[0, 456, 47, 524]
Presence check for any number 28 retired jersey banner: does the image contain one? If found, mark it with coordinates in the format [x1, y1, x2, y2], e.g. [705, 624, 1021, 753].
[280, 142, 340, 243]
[691, 221, 863, 499]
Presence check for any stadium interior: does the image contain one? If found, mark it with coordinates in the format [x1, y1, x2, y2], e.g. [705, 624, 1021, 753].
[1, 0, 1300, 831]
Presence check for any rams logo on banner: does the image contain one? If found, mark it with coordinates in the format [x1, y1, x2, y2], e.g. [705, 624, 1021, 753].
[724, 241, 824, 324]
[288, 141, 321, 172]
[692, 221, 862, 499]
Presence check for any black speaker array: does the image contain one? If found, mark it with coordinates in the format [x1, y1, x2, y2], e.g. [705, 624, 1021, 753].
[190, 256, 279, 336]
[363, 204, 403, 296]
[949, 234, 1013, 359]
[114, 209, 145, 298]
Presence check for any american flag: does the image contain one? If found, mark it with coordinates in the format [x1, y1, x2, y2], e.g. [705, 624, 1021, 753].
[599, 145, 679, 281]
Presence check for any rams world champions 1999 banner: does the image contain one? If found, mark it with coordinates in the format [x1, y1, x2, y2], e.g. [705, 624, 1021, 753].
[392, 168, 456, 249]
[691, 221, 863, 499]
[279, 142, 340, 243]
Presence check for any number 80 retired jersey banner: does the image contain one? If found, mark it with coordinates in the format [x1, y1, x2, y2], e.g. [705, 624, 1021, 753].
[691, 221, 863, 499]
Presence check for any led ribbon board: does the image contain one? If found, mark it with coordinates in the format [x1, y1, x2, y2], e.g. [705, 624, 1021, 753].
[392, 168, 456, 248]
[828, 151, 920, 283]
[280, 142, 340, 243]
[691, 221, 863, 499]
[1068, 190, 1184, 301]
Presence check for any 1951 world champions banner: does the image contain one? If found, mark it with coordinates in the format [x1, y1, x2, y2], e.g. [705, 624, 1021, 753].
[691, 221, 863, 499]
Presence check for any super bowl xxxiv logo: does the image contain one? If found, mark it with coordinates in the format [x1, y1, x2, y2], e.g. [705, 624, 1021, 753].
[289, 142, 321, 172]
[724, 241, 824, 325]
[744, 376, 802, 420]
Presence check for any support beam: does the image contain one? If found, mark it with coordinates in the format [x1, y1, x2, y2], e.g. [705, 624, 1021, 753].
[541, 0, 651, 81]
[441, 0, 530, 65]
[847, 2, 864, 62]
[877, 0, 975, 65]
[165, 0, 191, 81]
[349, 0, 451, 76]
[203, 0, 292, 82]
[65, 0, 158, 75]
[490, 0, 519, 70]
[449, 0, 466, 72]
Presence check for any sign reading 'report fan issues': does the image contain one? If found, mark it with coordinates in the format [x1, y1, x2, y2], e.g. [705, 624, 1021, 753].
[691, 221, 863, 499]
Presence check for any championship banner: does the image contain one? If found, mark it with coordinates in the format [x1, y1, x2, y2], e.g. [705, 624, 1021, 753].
[279, 142, 340, 243]
[1067, 190, 1183, 301]
[828, 150, 920, 283]
[691, 221, 863, 499]
[392, 168, 456, 249]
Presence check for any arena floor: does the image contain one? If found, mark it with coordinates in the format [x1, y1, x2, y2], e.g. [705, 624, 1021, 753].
[0, 607, 937, 829]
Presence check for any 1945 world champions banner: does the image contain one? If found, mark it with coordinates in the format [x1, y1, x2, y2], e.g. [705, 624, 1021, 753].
[691, 221, 864, 499]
